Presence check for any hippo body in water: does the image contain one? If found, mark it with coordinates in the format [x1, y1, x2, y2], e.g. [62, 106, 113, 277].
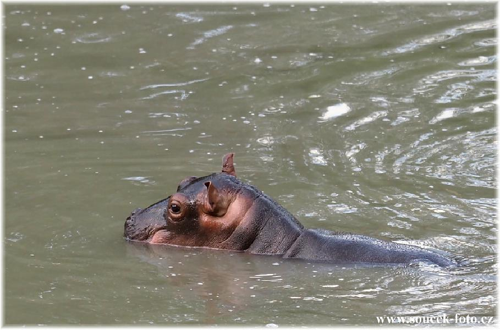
[124, 153, 455, 267]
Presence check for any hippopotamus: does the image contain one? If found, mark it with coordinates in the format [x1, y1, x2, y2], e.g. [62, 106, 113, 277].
[124, 153, 456, 267]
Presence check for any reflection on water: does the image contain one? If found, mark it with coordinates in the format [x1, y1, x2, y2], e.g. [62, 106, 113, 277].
[4, 3, 496, 325]
[124, 243, 494, 325]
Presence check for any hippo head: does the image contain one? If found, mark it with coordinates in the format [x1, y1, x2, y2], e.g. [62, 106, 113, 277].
[124, 153, 256, 248]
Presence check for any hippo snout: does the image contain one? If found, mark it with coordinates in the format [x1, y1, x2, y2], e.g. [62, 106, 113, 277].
[124, 209, 142, 239]
[124, 216, 135, 240]
[124, 198, 171, 242]
[125, 208, 141, 224]
[129, 208, 142, 218]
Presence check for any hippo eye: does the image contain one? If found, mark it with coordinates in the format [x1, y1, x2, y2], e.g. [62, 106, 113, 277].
[170, 203, 181, 214]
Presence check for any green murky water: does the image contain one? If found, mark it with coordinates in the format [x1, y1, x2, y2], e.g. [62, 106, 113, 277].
[3, 3, 496, 326]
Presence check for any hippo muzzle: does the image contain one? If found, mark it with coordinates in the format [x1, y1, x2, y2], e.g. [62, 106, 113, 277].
[124, 198, 170, 242]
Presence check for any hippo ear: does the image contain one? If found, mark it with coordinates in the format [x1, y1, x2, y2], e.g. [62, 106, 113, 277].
[204, 181, 230, 217]
[221, 153, 236, 177]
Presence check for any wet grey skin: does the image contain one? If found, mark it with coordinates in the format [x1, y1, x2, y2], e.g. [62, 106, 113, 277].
[124, 154, 456, 267]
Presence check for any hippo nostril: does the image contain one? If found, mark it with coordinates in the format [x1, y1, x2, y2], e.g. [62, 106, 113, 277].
[131, 208, 142, 216]
[127, 208, 143, 220]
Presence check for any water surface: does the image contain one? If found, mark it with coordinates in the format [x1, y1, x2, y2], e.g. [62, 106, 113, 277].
[3, 3, 497, 325]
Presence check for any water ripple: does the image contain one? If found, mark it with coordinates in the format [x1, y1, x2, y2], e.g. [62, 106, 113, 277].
[384, 19, 496, 55]
[175, 12, 204, 23]
[74, 32, 113, 44]
[344, 111, 388, 131]
[141, 90, 189, 100]
[387, 128, 496, 189]
[414, 69, 495, 95]
[429, 102, 496, 123]
[458, 55, 496, 67]
[140, 78, 209, 90]
[142, 127, 192, 137]
[189, 25, 233, 48]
